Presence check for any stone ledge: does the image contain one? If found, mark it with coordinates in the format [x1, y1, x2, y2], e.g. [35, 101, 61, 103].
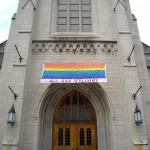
[123, 63, 136, 67]
[119, 31, 131, 34]
[13, 63, 26, 67]
[52, 32, 98, 38]
[123, 60, 136, 67]
[132, 140, 148, 145]
[32, 41, 118, 55]
[19, 30, 31, 33]
[2, 140, 18, 146]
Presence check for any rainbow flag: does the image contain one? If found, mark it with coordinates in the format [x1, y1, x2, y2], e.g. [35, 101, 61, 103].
[41, 63, 107, 83]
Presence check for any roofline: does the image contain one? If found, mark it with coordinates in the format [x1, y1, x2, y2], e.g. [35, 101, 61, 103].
[0, 40, 7, 45]
[142, 42, 150, 48]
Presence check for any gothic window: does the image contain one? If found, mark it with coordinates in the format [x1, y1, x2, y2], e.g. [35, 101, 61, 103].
[54, 90, 96, 122]
[57, 0, 91, 32]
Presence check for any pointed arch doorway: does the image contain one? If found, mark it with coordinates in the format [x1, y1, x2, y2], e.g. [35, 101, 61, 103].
[53, 90, 97, 150]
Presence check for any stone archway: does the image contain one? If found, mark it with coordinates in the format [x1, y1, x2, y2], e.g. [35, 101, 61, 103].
[38, 83, 112, 150]
[53, 90, 97, 150]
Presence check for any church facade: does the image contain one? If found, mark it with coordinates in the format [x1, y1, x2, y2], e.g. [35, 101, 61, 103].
[0, 0, 150, 150]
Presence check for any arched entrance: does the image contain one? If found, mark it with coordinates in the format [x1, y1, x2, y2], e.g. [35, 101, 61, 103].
[53, 90, 97, 150]
[38, 83, 112, 150]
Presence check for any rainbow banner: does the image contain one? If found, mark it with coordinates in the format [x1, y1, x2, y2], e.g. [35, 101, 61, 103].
[41, 63, 107, 83]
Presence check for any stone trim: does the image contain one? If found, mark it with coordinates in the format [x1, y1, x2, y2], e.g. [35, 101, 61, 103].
[132, 140, 148, 145]
[2, 140, 18, 146]
[52, 32, 98, 38]
[19, 30, 31, 33]
[32, 41, 118, 55]
[13, 63, 27, 67]
[37, 83, 113, 150]
[119, 31, 131, 34]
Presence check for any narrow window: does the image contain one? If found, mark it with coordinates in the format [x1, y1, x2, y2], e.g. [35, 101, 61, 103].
[72, 95, 77, 120]
[81, 0, 91, 32]
[86, 107, 91, 120]
[66, 96, 70, 120]
[66, 108, 70, 120]
[65, 128, 70, 145]
[58, 0, 68, 32]
[66, 96, 70, 106]
[80, 128, 84, 145]
[59, 108, 64, 121]
[79, 95, 84, 120]
[87, 128, 92, 145]
[58, 128, 63, 145]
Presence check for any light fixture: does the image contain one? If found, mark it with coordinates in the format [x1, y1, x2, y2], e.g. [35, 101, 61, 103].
[134, 104, 142, 125]
[127, 45, 135, 62]
[8, 86, 18, 100]
[7, 104, 15, 125]
[15, 45, 23, 62]
[132, 86, 142, 100]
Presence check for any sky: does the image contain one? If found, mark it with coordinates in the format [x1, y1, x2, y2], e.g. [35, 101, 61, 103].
[0, 0, 150, 45]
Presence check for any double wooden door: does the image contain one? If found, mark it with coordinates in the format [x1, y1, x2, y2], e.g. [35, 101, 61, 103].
[53, 123, 97, 150]
[53, 90, 97, 150]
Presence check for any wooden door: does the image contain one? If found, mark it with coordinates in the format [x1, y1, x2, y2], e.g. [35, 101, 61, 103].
[53, 90, 97, 150]
[77, 124, 96, 150]
[53, 124, 76, 150]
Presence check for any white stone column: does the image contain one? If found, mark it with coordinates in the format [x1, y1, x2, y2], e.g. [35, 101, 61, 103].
[110, 0, 149, 150]
[0, 0, 37, 149]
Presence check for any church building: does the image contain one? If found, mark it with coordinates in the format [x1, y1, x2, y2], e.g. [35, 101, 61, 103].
[0, 0, 150, 150]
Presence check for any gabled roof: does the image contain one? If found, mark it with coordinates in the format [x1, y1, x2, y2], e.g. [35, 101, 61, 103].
[142, 42, 150, 54]
[132, 14, 137, 21]
[0, 40, 7, 68]
[142, 42, 150, 48]
[0, 40, 7, 52]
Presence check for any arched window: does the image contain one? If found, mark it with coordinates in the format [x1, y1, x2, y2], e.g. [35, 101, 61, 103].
[53, 90, 96, 122]
[57, 0, 91, 32]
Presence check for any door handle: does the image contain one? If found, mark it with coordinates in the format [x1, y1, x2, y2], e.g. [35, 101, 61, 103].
[76, 145, 78, 150]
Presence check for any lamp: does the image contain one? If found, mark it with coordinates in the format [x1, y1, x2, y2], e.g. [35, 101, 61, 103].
[7, 104, 15, 125]
[15, 45, 23, 62]
[8, 86, 18, 100]
[134, 104, 142, 125]
[132, 86, 142, 100]
[127, 45, 135, 62]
